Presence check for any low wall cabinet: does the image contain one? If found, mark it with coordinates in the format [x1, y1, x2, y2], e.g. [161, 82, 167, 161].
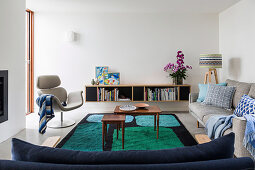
[85, 84, 190, 103]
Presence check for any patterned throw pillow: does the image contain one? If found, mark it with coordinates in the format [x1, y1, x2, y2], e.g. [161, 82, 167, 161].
[203, 84, 236, 109]
[234, 95, 255, 117]
[197, 83, 227, 102]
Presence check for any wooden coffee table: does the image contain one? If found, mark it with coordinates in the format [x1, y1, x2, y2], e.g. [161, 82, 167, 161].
[101, 114, 125, 150]
[114, 105, 162, 139]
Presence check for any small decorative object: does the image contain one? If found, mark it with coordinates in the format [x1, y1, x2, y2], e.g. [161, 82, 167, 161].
[95, 78, 100, 85]
[91, 79, 95, 85]
[95, 66, 109, 85]
[134, 103, 149, 109]
[120, 105, 136, 111]
[104, 72, 120, 85]
[199, 54, 222, 84]
[164, 51, 192, 85]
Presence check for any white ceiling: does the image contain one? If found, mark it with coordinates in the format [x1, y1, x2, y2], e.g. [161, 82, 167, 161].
[27, 0, 241, 13]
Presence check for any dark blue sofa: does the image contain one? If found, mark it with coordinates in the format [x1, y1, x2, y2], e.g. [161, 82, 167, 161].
[0, 133, 253, 170]
[0, 158, 253, 170]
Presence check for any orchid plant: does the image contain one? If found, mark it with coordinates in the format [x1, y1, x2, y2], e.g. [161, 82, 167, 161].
[164, 51, 192, 83]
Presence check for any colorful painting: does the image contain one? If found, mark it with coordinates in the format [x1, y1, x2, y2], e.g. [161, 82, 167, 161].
[95, 66, 108, 85]
[104, 72, 120, 85]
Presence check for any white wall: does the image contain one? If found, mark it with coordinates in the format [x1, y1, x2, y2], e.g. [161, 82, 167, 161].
[219, 0, 255, 82]
[27, 1, 219, 112]
[0, 0, 26, 142]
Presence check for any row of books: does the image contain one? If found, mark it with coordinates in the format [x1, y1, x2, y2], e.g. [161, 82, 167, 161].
[98, 88, 119, 101]
[145, 88, 178, 101]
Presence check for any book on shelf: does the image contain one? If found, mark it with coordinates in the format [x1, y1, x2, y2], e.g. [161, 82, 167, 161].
[98, 88, 119, 101]
[146, 87, 178, 101]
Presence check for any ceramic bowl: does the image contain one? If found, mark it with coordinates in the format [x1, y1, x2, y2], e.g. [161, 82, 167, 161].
[134, 103, 149, 108]
[119, 105, 137, 111]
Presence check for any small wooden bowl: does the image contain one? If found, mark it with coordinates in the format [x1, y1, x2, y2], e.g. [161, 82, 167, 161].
[134, 103, 149, 108]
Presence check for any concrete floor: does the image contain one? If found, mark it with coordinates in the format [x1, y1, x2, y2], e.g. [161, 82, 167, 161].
[0, 109, 205, 160]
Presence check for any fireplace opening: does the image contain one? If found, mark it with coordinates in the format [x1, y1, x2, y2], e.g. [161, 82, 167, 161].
[0, 71, 8, 123]
[0, 77, 3, 116]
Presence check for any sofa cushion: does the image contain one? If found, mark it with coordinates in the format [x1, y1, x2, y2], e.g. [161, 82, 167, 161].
[197, 83, 227, 102]
[234, 95, 255, 117]
[248, 84, 255, 99]
[12, 133, 235, 165]
[226, 79, 238, 87]
[202, 114, 234, 125]
[226, 79, 251, 108]
[202, 84, 236, 109]
[189, 103, 233, 123]
[0, 158, 254, 170]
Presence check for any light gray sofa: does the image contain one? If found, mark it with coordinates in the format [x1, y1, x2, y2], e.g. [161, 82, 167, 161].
[189, 79, 255, 158]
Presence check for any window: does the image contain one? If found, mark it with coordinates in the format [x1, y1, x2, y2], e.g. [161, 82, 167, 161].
[26, 9, 34, 114]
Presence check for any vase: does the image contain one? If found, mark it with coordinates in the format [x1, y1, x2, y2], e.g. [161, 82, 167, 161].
[91, 79, 96, 85]
[173, 77, 183, 85]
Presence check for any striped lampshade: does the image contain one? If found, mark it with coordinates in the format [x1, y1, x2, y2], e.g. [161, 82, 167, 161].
[199, 54, 222, 68]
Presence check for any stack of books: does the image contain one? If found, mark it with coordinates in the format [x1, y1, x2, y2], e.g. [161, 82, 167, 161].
[145, 87, 178, 101]
[98, 88, 119, 101]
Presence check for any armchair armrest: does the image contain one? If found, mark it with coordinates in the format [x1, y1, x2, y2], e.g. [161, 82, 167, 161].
[189, 93, 199, 104]
[51, 91, 83, 112]
[66, 91, 83, 107]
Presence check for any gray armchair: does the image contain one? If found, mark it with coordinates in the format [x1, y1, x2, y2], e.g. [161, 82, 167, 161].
[37, 75, 83, 128]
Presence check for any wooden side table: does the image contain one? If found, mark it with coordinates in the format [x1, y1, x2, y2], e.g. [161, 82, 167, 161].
[195, 134, 211, 144]
[101, 114, 125, 150]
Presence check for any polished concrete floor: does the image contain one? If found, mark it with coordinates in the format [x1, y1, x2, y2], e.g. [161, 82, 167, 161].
[0, 109, 205, 160]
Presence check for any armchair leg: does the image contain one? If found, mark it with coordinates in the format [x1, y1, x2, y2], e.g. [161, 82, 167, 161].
[48, 112, 75, 128]
[197, 121, 199, 128]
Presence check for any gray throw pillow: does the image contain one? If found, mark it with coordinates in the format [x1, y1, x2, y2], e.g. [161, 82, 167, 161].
[203, 84, 236, 109]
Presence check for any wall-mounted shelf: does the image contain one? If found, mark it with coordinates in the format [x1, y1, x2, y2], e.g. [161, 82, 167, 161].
[85, 84, 191, 102]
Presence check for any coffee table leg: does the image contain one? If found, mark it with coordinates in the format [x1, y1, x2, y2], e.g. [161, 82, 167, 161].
[105, 124, 107, 140]
[117, 124, 119, 139]
[157, 113, 159, 139]
[154, 115, 156, 131]
[122, 121, 125, 149]
[102, 122, 105, 150]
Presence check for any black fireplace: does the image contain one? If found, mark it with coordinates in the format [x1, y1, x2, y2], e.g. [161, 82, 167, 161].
[0, 70, 8, 123]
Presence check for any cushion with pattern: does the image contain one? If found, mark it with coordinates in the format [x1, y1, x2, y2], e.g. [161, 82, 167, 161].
[234, 95, 255, 117]
[197, 83, 227, 102]
[203, 84, 236, 109]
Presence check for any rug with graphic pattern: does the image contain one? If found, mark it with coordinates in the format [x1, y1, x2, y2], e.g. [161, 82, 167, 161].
[56, 114, 197, 151]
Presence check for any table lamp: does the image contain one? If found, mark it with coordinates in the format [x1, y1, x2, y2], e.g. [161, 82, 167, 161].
[199, 54, 222, 84]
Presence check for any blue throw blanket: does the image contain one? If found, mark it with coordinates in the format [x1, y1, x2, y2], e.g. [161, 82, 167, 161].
[243, 114, 255, 158]
[206, 114, 236, 139]
[36, 95, 55, 134]
[206, 114, 255, 158]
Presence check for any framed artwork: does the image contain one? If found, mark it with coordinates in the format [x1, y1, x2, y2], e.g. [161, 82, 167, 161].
[104, 72, 120, 85]
[95, 66, 108, 85]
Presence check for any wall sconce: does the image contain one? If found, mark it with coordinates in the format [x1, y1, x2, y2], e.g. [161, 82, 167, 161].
[65, 31, 75, 42]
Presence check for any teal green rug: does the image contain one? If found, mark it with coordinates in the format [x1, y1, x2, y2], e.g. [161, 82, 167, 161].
[112, 126, 183, 151]
[56, 114, 197, 151]
[136, 115, 180, 127]
[61, 123, 102, 151]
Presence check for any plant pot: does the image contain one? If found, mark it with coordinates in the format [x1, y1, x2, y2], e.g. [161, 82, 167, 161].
[173, 77, 183, 85]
